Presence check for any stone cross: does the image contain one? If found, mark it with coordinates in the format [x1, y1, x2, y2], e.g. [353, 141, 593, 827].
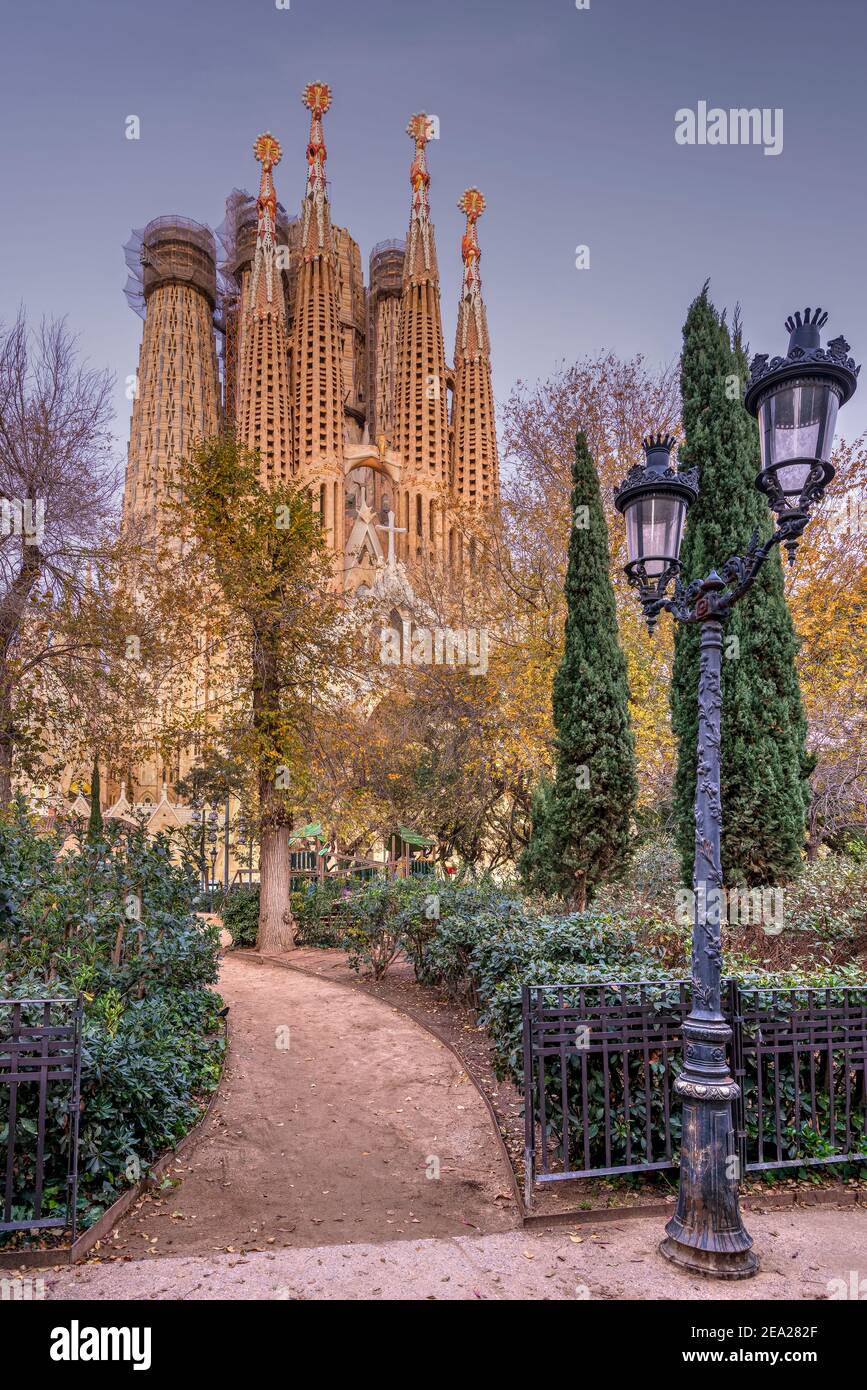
[375, 508, 407, 569]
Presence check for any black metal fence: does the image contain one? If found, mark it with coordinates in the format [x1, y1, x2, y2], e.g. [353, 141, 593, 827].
[522, 981, 867, 1204]
[0, 998, 83, 1240]
[731, 982, 867, 1173]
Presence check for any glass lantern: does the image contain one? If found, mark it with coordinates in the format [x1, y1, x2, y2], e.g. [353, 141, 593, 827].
[745, 309, 858, 543]
[615, 435, 698, 587]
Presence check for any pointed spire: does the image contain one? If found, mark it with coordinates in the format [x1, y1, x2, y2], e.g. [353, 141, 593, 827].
[451, 189, 499, 505]
[236, 133, 293, 478]
[292, 82, 345, 557]
[248, 133, 284, 315]
[300, 82, 333, 259]
[455, 188, 489, 362]
[394, 111, 450, 539]
[404, 113, 437, 282]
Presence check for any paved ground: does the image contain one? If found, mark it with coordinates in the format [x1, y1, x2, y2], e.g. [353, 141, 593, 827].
[85, 953, 514, 1263]
[41, 1207, 866, 1300]
[23, 952, 867, 1301]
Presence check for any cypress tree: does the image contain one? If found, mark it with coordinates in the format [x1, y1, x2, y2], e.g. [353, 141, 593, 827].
[671, 286, 812, 886]
[520, 431, 637, 906]
[87, 754, 103, 842]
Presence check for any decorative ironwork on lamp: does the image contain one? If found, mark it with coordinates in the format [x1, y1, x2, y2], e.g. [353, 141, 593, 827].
[614, 434, 698, 633]
[613, 305, 858, 1281]
[744, 308, 859, 563]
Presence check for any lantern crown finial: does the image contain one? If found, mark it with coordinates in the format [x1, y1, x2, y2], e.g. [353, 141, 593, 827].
[644, 428, 678, 461]
[642, 432, 676, 456]
[745, 305, 859, 417]
[641, 433, 677, 476]
[785, 307, 828, 353]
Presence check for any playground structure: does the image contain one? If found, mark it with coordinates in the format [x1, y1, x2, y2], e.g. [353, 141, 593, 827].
[289, 823, 438, 888]
[228, 823, 439, 893]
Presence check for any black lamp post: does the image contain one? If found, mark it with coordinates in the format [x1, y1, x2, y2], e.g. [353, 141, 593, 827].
[614, 309, 858, 1280]
[207, 808, 218, 896]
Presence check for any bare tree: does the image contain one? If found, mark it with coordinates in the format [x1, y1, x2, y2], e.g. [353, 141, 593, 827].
[0, 311, 116, 800]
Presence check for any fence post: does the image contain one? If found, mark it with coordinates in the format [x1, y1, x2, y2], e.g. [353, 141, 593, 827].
[68, 996, 84, 1241]
[727, 978, 747, 1183]
[522, 985, 535, 1209]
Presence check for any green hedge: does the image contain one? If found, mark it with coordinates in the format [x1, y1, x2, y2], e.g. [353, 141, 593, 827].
[221, 885, 260, 948]
[325, 874, 867, 1177]
[220, 880, 354, 949]
[0, 800, 226, 1234]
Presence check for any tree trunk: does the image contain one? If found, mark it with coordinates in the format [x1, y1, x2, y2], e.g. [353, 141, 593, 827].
[258, 822, 294, 951]
[87, 754, 103, 840]
[0, 546, 42, 807]
[0, 725, 11, 806]
[251, 624, 294, 951]
[573, 873, 587, 912]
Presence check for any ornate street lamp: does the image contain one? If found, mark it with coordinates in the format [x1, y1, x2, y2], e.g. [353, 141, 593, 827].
[614, 433, 698, 633]
[206, 807, 218, 897]
[746, 308, 857, 563]
[614, 309, 858, 1280]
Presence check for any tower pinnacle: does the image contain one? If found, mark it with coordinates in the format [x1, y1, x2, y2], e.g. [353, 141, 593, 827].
[248, 133, 284, 314]
[455, 188, 489, 360]
[404, 114, 436, 282]
[393, 113, 450, 551]
[236, 133, 292, 478]
[292, 82, 345, 556]
[301, 81, 333, 258]
[451, 188, 499, 505]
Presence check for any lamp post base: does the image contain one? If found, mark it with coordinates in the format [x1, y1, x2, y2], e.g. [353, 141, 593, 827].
[659, 1072, 759, 1281]
[658, 1236, 758, 1280]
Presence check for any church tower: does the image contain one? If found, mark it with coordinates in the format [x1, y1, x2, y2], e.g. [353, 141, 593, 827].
[235, 133, 293, 482]
[122, 217, 220, 534]
[451, 189, 499, 506]
[394, 114, 450, 563]
[292, 82, 346, 559]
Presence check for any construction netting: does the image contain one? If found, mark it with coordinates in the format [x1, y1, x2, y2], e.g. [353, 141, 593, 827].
[123, 215, 218, 319]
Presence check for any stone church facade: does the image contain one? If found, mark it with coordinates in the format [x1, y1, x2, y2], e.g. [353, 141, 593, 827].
[117, 82, 500, 812]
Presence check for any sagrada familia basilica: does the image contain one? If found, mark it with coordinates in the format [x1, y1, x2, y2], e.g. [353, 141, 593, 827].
[122, 83, 499, 597]
[105, 82, 500, 821]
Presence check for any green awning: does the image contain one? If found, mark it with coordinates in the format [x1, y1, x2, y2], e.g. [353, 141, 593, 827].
[396, 825, 437, 849]
[289, 822, 323, 844]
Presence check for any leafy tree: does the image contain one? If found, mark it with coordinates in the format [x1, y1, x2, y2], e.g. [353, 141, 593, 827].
[786, 433, 867, 856]
[670, 287, 812, 886]
[498, 353, 680, 820]
[163, 435, 361, 951]
[0, 312, 115, 802]
[520, 431, 637, 906]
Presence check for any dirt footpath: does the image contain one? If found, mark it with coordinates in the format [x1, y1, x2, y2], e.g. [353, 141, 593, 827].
[94, 953, 516, 1263]
[44, 1207, 867, 1300]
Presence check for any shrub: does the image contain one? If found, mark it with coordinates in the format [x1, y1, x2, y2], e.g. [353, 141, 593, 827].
[471, 913, 665, 1083]
[414, 882, 527, 997]
[393, 872, 867, 1177]
[596, 835, 867, 973]
[777, 856, 867, 942]
[293, 879, 351, 947]
[338, 878, 431, 980]
[0, 801, 225, 1233]
[221, 885, 260, 948]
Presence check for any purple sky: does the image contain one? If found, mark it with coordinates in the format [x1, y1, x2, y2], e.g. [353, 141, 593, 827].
[1, 0, 865, 465]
